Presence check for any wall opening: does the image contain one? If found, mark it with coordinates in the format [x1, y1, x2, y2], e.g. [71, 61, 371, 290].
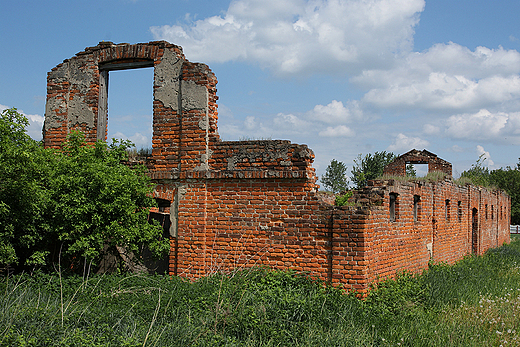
[407, 163, 428, 177]
[457, 201, 462, 223]
[106, 67, 154, 152]
[413, 195, 420, 222]
[445, 199, 450, 221]
[390, 193, 398, 222]
[472, 208, 478, 254]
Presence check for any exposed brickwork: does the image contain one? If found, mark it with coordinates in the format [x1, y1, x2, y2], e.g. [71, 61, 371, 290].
[383, 149, 452, 177]
[44, 42, 510, 292]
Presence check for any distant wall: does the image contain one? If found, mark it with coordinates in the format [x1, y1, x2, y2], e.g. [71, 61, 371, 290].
[359, 179, 510, 285]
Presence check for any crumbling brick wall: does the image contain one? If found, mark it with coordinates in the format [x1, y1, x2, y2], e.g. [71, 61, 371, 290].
[383, 149, 452, 177]
[357, 178, 510, 285]
[44, 41, 511, 292]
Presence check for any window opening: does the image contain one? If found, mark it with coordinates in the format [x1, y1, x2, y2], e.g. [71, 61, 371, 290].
[491, 205, 494, 220]
[457, 201, 462, 223]
[406, 163, 428, 177]
[485, 204, 488, 219]
[390, 193, 398, 222]
[156, 198, 171, 214]
[413, 195, 420, 222]
[107, 67, 154, 154]
[445, 199, 450, 221]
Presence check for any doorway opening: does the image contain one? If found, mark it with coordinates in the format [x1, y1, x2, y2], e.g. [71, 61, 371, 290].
[472, 208, 478, 254]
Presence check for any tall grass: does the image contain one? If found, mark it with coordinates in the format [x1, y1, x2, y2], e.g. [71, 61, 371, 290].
[1, 236, 520, 346]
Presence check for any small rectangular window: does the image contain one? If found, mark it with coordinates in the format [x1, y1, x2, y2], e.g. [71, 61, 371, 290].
[491, 205, 494, 220]
[390, 193, 398, 222]
[457, 201, 462, 223]
[485, 204, 488, 219]
[445, 199, 450, 221]
[413, 195, 420, 222]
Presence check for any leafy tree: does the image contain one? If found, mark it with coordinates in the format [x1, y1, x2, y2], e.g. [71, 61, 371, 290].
[460, 154, 520, 224]
[321, 159, 349, 193]
[489, 162, 520, 225]
[0, 108, 52, 267]
[460, 154, 490, 187]
[0, 108, 169, 272]
[350, 151, 396, 189]
[406, 164, 416, 177]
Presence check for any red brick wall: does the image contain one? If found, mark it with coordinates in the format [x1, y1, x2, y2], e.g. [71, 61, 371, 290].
[44, 41, 185, 150]
[44, 41, 511, 293]
[356, 179, 510, 287]
[164, 178, 370, 291]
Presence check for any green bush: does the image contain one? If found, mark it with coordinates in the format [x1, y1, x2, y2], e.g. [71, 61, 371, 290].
[335, 191, 353, 206]
[0, 108, 169, 273]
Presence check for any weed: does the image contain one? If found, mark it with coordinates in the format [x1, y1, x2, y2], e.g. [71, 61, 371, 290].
[335, 191, 354, 206]
[380, 170, 449, 183]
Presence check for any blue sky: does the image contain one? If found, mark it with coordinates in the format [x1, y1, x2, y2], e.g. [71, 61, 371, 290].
[2, 0, 520, 181]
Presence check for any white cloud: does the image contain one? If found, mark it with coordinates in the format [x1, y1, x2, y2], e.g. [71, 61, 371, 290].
[387, 133, 429, 152]
[357, 43, 520, 111]
[110, 131, 150, 149]
[318, 125, 355, 137]
[476, 145, 494, 167]
[129, 133, 150, 149]
[423, 123, 440, 135]
[362, 71, 520, 111]
[273, 112, 311, 131]
[150, 0, 520, 156]
[151, 0, 425, 75]
[449, 145, 465, 153]
[244, 116, 257, 130]
[355, 43, 520, 87]
[307, 100, 363, 124]
[445, 109, 510, 141]
[149, 2, 520, 156]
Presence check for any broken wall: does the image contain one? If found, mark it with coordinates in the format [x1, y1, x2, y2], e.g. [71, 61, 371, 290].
[383, 149, 453, 177]
[44, 41, 511, 292]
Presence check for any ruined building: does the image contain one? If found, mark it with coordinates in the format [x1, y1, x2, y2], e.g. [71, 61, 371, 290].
[43, 41, 510, 292]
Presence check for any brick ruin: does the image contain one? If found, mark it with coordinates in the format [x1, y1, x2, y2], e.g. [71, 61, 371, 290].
[43, 41, 511, 292]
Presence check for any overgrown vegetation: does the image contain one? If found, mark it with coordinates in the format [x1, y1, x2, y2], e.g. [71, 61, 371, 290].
[0, 108, 169, 273]
[126, 147, 153, 161]
[335, 190, 353, 206]
[1, 236, 519, 346]
[456, 154, 520, 224]
[351, 151, 397, 189]
[381, 170, 449, 183]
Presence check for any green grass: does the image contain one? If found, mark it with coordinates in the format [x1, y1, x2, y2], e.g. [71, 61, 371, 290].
[1, 236, 520, 346]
